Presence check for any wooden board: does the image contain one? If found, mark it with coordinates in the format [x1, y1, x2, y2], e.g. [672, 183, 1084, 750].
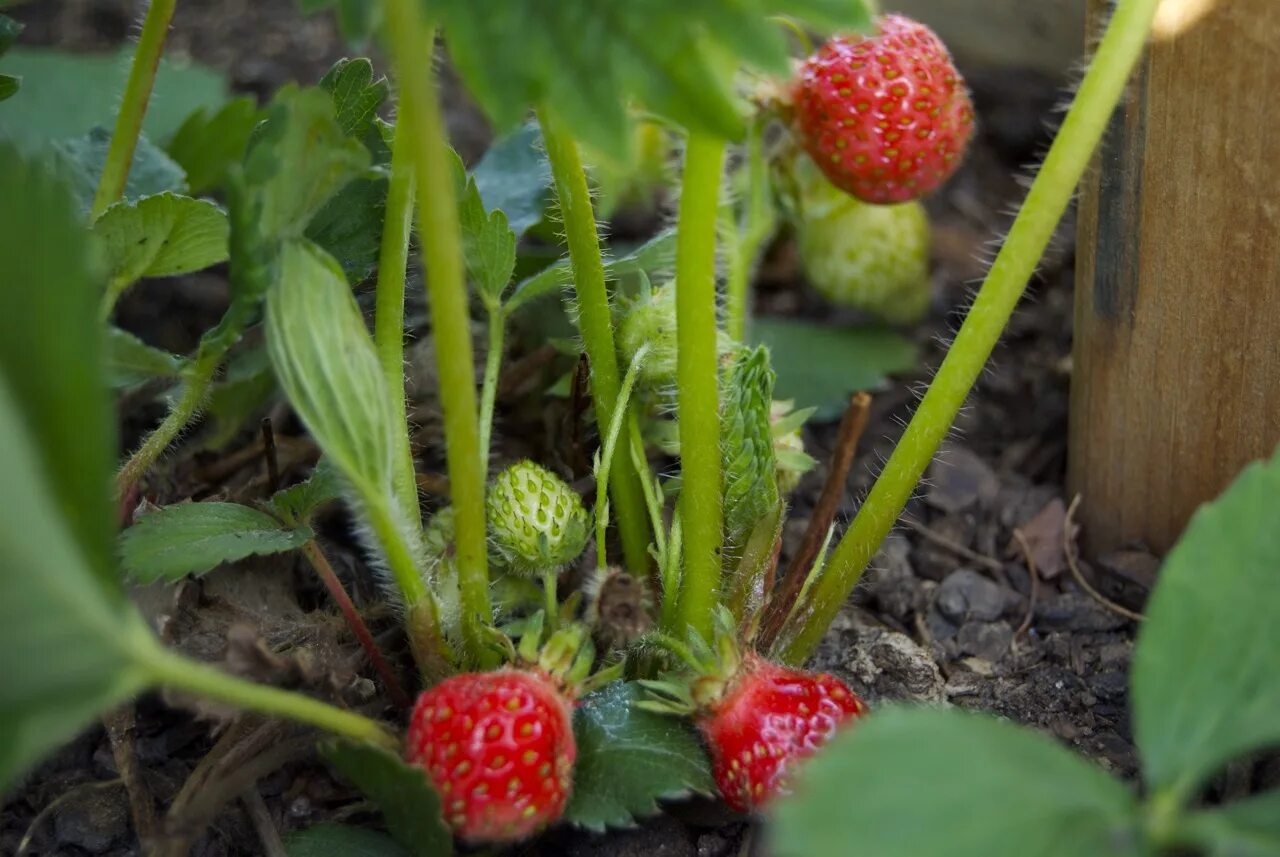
[1069, 0, 1280, 555]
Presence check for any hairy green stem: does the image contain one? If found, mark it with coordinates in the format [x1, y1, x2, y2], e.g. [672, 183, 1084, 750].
[91, 0, 178, 218]
[115, 350, 217, 498]
[374, 123, 419, 517]
[778, 0, 1160, 664]
[140, 644, 397, 748]
[594, 344, 649, 559]
[724, 120, 773, 343]
[672, 133, 726, 640]
[382, 3, 492, 666]
[538, 108, 652, 577]
[477, 307, 504, 469]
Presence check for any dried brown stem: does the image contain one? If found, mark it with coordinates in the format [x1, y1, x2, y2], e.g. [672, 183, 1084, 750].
[103, 705, 158, 846]
[1011, 528, 1039, 639]
[1063, 495, 1144, 623]
[300, 539, 412, 710]
[260, 418, 281, 494]
[900, 515, 1006, 575]
[241, 787, 289, 857]
[757, 392, 871, 652]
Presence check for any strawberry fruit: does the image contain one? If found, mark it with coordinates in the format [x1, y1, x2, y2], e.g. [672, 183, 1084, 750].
[789, 14, 974, 204]
[406, 669, 576, 843]
[696, 654, 867, 812]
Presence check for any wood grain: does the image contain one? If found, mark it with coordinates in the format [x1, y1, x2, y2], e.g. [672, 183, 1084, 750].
[1070, 0, 1280, 554]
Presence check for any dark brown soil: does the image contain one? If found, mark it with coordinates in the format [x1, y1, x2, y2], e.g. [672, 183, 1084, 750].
[3, 3, 1158, 856]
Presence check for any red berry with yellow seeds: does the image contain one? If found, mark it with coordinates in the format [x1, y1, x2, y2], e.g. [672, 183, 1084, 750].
[790, 14, 974, 204]
[695, 654, 867, 812]
[405, 669, 576, 843]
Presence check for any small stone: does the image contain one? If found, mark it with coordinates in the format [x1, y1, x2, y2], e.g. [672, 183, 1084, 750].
[926, 445, 1000, 513]
[54, 785, 130, 853]
[957, 620, 1013, 662]
[1089, 671, 1128, 701]
[936, 568, 1013, 622]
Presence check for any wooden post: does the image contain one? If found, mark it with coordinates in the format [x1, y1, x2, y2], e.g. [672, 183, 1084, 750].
[1070, 0, 1280, 555]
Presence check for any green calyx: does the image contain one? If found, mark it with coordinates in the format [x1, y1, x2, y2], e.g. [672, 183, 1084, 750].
[784, 153, 932, 325]
[636, 607, 744, 716]
[486, 460, 590, 575]
[512, 612, 620, 699]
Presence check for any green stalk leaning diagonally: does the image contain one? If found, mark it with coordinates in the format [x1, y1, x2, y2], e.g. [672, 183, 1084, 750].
[381, 3, 494, 667]
[538, 108, 654, 579]
[672, 133, 727, 640]
[777, 0, 1161, 664]
[374, 123, 420, 517]
[91, 0, 178, 218]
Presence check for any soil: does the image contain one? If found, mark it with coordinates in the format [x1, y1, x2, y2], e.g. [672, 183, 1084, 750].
[1, 2, 1180, 856]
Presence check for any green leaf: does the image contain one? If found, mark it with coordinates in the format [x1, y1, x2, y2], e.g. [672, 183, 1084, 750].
[319, 58, 389, 148]
[471, 120, 552, 238]
[434, 0, 872, 154]
[565, 682, 715, 831]
[167, 97, 263, 195]
[94, 193, 230, 299]
[0, 74, 17, 102]
[0, 46, 227, 148]
[1181, 790, 1280, 857]
[269, 460, 344, 524]
[306, 173, 387, 284]
[751, 318, 917, 421]
[120, 502, 313, 583]
[770, 707, 1139, 857]
[242, 86, 371, 243]
[1132, 449, 1280, 791]
[506, 228, 677, 315]
[285, 824, 410, 857]
[0, 149, 152, 790]
[320, 740, 452, 857]
[51, 127, 188, 213]
[0, 142, 117, 587]
[454, 152, 517, 305]
[107, 326, 187, 389]
[266, 240, 397, 498]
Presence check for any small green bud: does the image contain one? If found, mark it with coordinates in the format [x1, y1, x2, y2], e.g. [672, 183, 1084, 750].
[786, 153, 932, 324]
[721, 346, 780, 547]
[486, 461, 590, 575]
[619, 280, 736, 389]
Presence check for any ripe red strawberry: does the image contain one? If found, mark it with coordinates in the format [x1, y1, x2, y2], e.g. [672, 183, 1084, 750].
[790, 15, 974, 204]
[405, 669, 576, 843]
[695, 654, 867, 812]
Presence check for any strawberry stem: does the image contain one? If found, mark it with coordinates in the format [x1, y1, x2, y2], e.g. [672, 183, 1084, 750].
[90, 0, 177, 219]
[382, 3, 494, 668]
[777, 0, 1161, 664]
[672, 132, 727, 641]
[373, 122, 420, 518]
[538, 108, 653, 578]
[724, 118, 774, 343]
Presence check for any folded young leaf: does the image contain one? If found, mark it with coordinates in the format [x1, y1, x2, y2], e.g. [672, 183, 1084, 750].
[120, 502, 313, 583]
[770, 707, 1140, 857]
[95, 192, 230, 300]
[266, 239, 397, 499]
[565, 681, 715, 831]
[1132, 448, 1280, 792]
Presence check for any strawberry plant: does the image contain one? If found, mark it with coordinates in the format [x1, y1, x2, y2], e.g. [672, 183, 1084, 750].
[0, 0, 1182, 853]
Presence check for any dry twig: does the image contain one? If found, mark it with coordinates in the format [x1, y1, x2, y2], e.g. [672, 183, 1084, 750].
[1063, 495, 1144, 623]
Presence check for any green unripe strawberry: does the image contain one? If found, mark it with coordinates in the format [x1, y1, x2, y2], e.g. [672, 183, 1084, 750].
[487, 461, 590, 575]
[786, 154, 932, 324]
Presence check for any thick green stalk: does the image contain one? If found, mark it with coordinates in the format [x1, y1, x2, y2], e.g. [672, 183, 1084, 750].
[672, 133, 726, 639]
[382, 3, 492, 665]
[91, 0, 178, 218]
[724, 120, 773, 342]
[115, 350, 217, 498]
[778, 0, 1160, 664]
[374, 124, 419, 517]
[538, 108, 652, 577]
[140, 644, 397, 748]
[477, 307, 504, 468]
